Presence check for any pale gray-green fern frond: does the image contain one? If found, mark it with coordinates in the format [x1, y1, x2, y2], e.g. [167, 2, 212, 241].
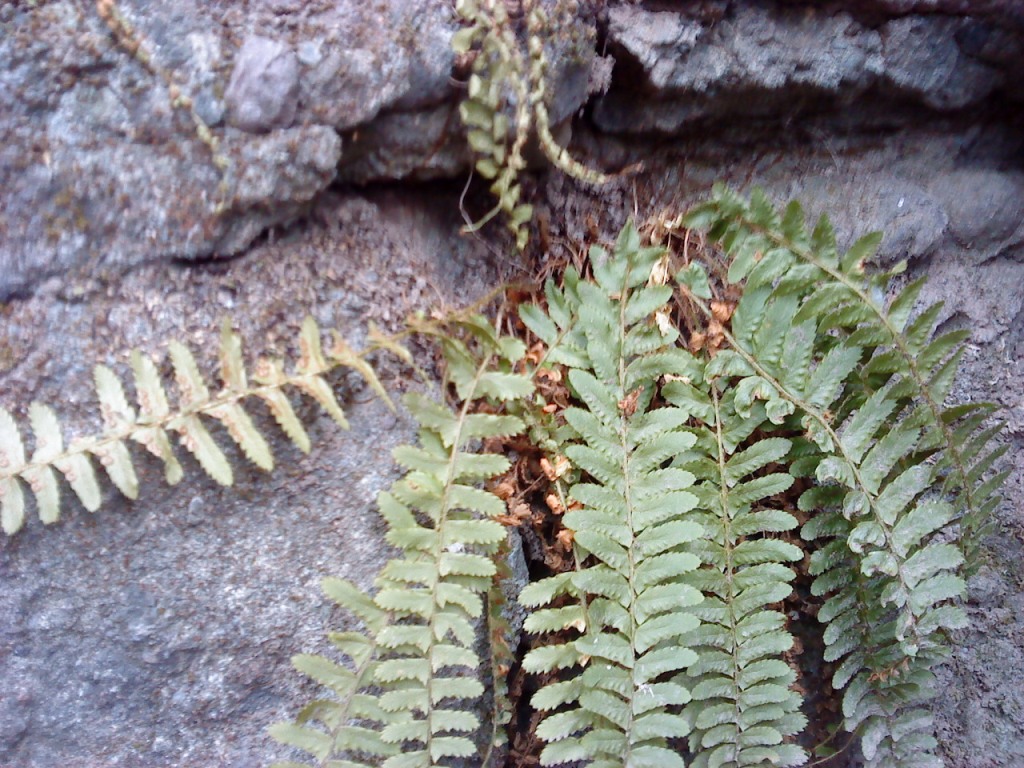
[679, 185, 1006, 569]
[453, 0, 535, 249]
[0, 317, 394, 535]
[272, 316, 533, 768]
[453, 0, 608, 250]
[270, 577, 401, 767]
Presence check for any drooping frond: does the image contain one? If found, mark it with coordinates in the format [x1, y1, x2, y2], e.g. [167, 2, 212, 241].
[520, 223, 707, 767]
[272, 316, 533, 768]
[667, 383, 806, 768]
[453, 0, 534, 249]
[0, 317, 397, 535]
[452, 0, 608, 250]
[675, 187, 1004, 766]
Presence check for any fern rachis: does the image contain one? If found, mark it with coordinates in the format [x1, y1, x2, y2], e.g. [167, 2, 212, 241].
[519, 225, 707, 767]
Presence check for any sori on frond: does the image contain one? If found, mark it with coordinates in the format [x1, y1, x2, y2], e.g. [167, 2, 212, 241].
[0, 317, 401, 535]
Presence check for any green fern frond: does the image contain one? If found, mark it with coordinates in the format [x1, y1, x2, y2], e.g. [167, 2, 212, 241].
[273, 316, 532, 768]
[677, 187, 1004, 766]
[669, 385, 807, 768]
[0, 316, 399, 535]
[454, 0, 534, 249]
[679, 184, 1005, 569]
[521, 223, 705, 767]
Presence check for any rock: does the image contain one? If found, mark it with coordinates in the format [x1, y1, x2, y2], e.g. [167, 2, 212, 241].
[2, 1, 1024, 765]
[337, 0, 600, 184]
[0, 0, 349, 299]
[880, 16, 1001, 109]
[0, 0, 607, 297]
[853, 0, 1024, 26]
[0, 186, 507, 768]
[789, 175, 949, 265]
[0, 0, 466, 297]
[225, 36, 300, 133]
[594, 2, 1017, 134]
[595, 3, 885, 133]
[337, 104, 469, 184]
[929, 168, 1024, 256]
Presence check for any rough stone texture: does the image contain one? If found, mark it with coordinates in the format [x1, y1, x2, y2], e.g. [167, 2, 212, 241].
[226, 36, 301, 132]
[593, 2, 1013, 134]
[0, 1, 345, 297]
[1, 1, 1023, 766]
[0, 186, 514, 767]
[928, 168, 1024, 256]
[0, 0, 598, 298]
[880, 15, 1001, 109]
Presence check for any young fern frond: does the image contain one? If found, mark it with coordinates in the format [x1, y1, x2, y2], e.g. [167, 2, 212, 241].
[0, 317, 395, 535]
[454, 0, 534, 249]
[272, 317, 533, 768]
[524, 2, 610, 187]
[668, 384, 806, 768]
[520, 224, 707, 767]
[675, 188, 1003, 766]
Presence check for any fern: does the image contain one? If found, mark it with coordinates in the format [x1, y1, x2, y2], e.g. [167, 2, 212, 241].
[452, 0, 608, 250]
[679, 184, 1006, 569]
[0, 317, 393, 535]
[1, 187, 1005, 765]
[670, 385, 806, 768]
[675, 187, 1007, 766]
[272, 316, 533, 768]
[518, 224, 708, 767]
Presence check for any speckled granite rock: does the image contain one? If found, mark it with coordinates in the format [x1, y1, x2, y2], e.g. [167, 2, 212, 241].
[0, 187, 517, 767]
[593, 1, 1016, 134]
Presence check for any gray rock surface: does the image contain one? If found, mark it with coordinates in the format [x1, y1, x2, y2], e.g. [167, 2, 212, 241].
[226, 36, 301, 132]
[0, 0, 599, 298]
[928, 168, 1024, 256]
[593, 1, 1013, 134]
[1, 1, 1023, 766]
[880, 16, 1001, 109]
[0, 187, 512, 767]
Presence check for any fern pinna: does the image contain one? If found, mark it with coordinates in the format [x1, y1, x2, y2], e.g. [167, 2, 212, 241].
[0, 317, 390, 535]
[676, 186, 1007, 766]
[271, 316, 533, 768]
